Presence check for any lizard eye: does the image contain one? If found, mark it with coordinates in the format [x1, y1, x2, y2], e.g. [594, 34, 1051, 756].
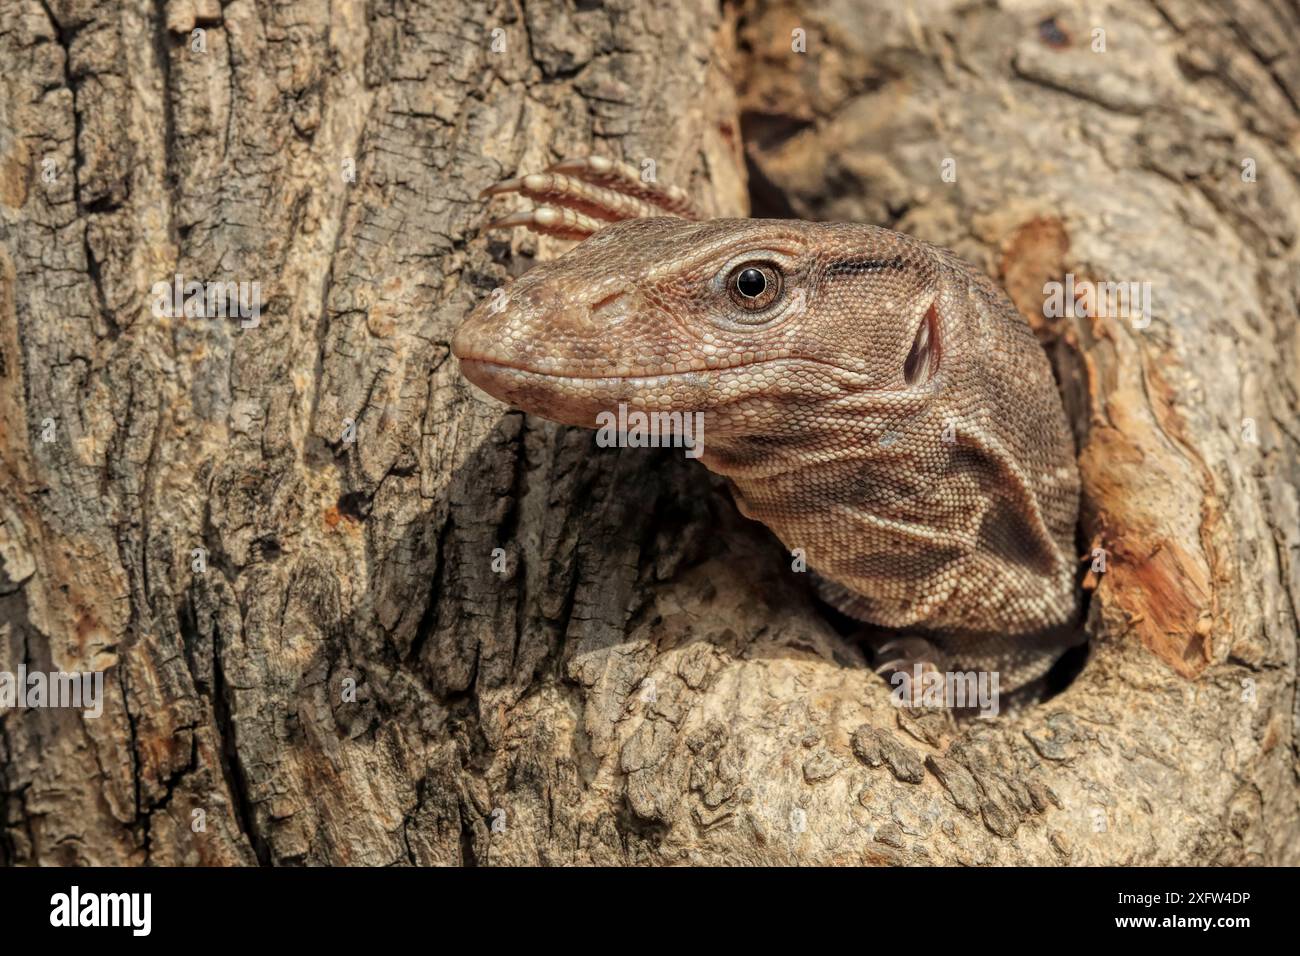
[727, 262, 782, 311]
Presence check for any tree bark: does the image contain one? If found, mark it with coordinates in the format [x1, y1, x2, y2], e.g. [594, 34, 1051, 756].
[1, 0, 1296, 865]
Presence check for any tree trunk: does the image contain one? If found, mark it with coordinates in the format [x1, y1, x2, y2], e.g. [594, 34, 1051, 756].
[1, 0, 1296, 865]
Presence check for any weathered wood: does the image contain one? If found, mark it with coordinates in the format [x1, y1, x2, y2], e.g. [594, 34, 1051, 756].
[0, 0, 1296, 865]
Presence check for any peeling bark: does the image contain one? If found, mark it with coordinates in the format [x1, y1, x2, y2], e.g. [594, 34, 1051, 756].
[0, 0, 1296, 866]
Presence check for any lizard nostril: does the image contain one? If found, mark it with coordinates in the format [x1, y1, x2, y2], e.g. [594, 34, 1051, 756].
[589, 289, 634, 326]
[590, 290, 627, 314]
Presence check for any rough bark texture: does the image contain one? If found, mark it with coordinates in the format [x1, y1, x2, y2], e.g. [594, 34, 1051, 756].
[0, 0, 1296, 865]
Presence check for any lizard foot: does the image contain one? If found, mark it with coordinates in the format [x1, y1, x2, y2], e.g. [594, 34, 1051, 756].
[871, 636, 947, 706]
[480, 156, 698, 240]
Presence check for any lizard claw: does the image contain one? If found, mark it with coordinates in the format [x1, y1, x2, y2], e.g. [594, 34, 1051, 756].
[484, 206, 605, 241]
[872, 636, 947, 705]
[479, 176, 527, 198]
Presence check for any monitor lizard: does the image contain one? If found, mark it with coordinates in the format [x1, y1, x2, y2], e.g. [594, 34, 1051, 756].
[452, 157, 1083, 697]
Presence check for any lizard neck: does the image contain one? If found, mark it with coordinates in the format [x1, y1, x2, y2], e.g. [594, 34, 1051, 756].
[699, 427, 1077, 636]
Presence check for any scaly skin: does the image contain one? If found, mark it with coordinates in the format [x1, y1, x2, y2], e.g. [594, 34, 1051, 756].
[454, 183, 1082, 690]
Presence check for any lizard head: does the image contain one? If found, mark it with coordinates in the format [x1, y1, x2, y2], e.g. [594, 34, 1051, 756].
[453, 217, 947, 444]
[454, 216, 1080, 643]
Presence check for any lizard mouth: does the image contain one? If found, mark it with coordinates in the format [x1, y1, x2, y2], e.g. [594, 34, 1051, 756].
[456, 354, 880, 430]
[455, 353, 868, 385]
[457, 357, 675, 428]
[459, 355, 724, 384]
[456, 356, 717, 421]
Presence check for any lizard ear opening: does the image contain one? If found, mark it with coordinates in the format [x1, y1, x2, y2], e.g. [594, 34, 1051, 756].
[903, 300, 942, 386]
